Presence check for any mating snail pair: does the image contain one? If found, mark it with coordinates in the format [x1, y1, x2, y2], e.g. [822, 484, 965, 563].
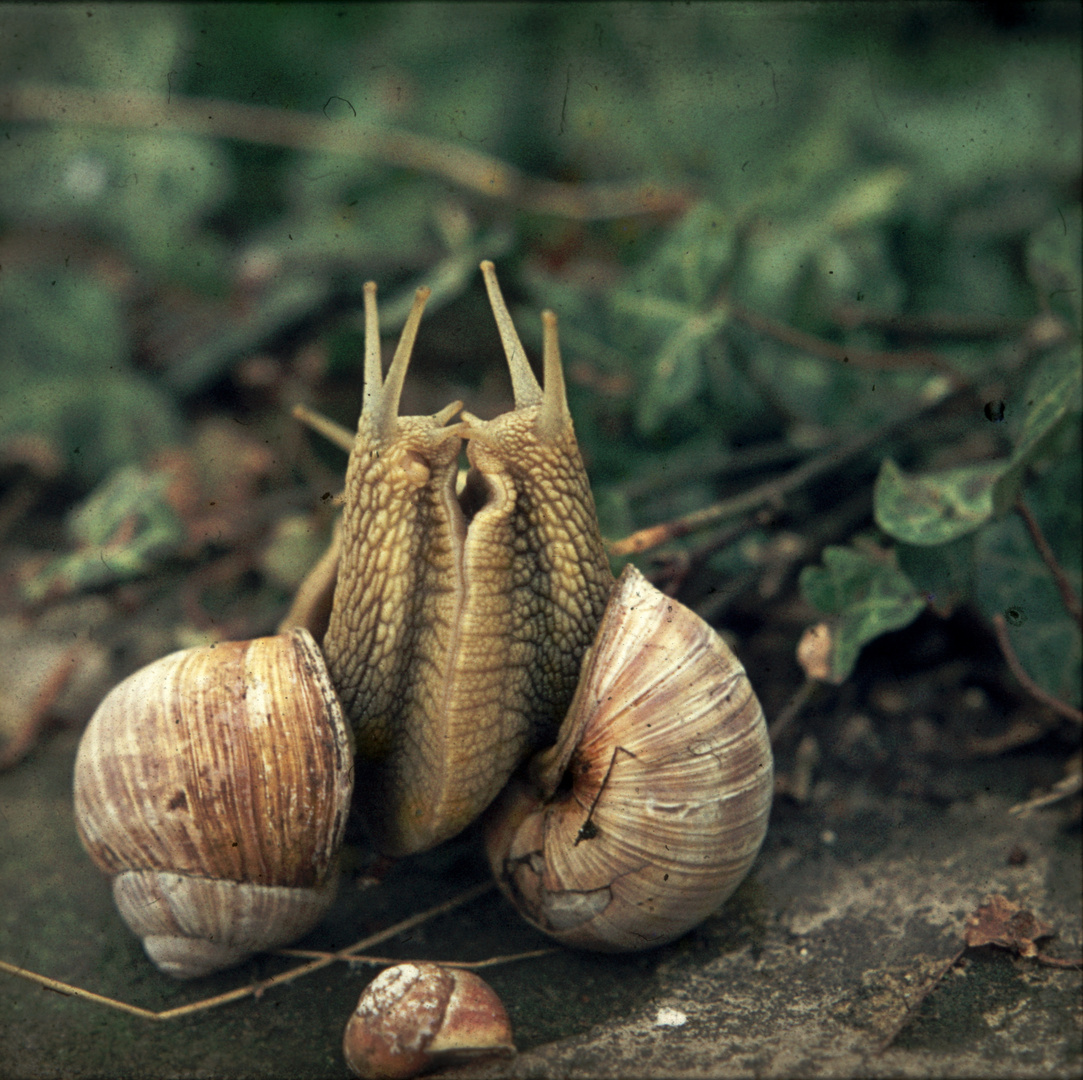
[73, 262, 774, 982]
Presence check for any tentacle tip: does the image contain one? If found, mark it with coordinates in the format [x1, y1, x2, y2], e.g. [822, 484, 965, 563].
[432, 399, 465, 427]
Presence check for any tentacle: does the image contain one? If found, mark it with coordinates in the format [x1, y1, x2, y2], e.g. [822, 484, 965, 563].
[480, 260, 543, 409]
[537, 309, 572, 443]
[363, 284, 433, 442]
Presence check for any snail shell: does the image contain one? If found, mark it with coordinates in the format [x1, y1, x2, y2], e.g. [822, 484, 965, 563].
[485, 564, 773, 951]
[73, 628, 353, 978]
[342, 962, 514, 1079]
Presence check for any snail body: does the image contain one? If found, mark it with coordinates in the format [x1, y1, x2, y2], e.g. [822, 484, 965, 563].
[320, 266, 612, 856]
[73, 262, 772, 978]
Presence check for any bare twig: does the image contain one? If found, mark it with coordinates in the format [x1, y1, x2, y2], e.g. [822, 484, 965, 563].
[0, 84, 691, 221]
[992, 614, 1083, 726]
[875, 948, 965, 1055]
[1032, 952, 1083, 970]
[608, 389, 959, 557]
[831, 304, 1027, 343]
[1016, 496, 1083, 629]
[275, 947, 555, 969]
[767, 677, 817, 745]
[1009, 764, 1083, 816]
[0, 882, 493, 1021]
[731, 301, 960, 378]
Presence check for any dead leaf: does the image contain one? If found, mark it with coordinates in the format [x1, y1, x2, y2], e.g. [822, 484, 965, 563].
[964, 894, 1053, 959]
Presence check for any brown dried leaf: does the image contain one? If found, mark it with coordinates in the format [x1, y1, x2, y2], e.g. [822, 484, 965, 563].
[964, 894, 1054, 958]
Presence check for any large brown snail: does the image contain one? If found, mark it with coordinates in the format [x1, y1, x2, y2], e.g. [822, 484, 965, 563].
[72, 262, 773, 978]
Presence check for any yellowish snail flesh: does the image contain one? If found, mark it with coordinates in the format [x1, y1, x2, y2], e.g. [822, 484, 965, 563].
[72, 262, 772, 978]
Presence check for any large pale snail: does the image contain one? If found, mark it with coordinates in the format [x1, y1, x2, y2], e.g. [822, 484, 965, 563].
[72, 262, 773, 978]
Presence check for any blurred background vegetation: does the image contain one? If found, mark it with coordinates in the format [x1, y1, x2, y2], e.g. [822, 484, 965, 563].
[1, 2, 1079, 780]
[0, 2, 1080, 1074]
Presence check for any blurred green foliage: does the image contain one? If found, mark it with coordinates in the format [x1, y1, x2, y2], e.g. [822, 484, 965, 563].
[0, 2, 1079, 701]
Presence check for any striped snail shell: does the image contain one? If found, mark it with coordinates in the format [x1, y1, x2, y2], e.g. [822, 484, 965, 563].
[484, 564, 773, 951]
[72, 629, 353, 978]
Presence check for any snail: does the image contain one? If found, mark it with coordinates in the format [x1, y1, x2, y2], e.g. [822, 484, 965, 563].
[484, 561, 773, 950]
[342, 962, 514, 1080]
[72, 261, 772, 977]
[73, 630, 353, 979]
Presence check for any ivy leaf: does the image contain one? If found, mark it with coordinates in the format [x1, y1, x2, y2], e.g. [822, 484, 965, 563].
[875, 346, 1081, 547]
[997, 344, 1083, 505]
[1026, 205, 1081, 330]
[874, 458, 1004, 546]
[974, 450, 1082, 708]
[896, 536, 976, 618]
[799, 543, 926, 682]
[20, 464, 187, 603]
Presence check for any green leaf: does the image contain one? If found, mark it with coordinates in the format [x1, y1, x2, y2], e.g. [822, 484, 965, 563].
[634, 306, 730, 435]
[0, 373, 183, 486]
[799, 543, 926, 682]
[1026, 205, 1082, 330]
[975, 513, 1081, 709]
[896, 536, 976, 618]
[20, 465, 187, 603]
[999, 344, 1083, 499]
[874, 458, 1004, 546]
[0, 270, 128, 379]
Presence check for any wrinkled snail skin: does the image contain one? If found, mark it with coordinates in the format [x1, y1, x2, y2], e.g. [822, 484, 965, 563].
[72, 629, 353, 979]
[322, 264, 611, 857]
[484, 564, 773, 952]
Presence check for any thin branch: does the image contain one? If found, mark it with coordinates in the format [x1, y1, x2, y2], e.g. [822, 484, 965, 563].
[275, 947, 555, 969]
[875, 948, 965, 1055]
[0, 882, 494, 1022]
[731, 301, 960, 377]
[608, 389, 960, 557]
[992, 614, 1083, 726]
[0, 959, 164, 1021]
[767, 677, 817, 745]
[1009, 766, 1083, 816]
[831, 304, 1027, 343]
[1032, 951, 1083, 970]
[1016, 496, 1083, 630]
[0, 84, 691, 221]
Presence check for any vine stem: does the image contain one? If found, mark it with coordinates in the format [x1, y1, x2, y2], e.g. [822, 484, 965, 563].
[0, 882, 494, 1022]
[0, 83, 691, 221]
[992, 614, 1083, 726]
[1015, 496, 1083, 630]
[609, 387, 963, 557]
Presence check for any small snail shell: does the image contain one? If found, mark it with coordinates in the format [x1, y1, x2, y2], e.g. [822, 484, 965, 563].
[485, 564, 772, 951]
[73, 628, 353, 979]
[343, 962, 514, 1080]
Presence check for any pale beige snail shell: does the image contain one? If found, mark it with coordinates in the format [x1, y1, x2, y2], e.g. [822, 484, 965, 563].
[72, 629, 353, 978]
[342, 962, 514, 1080]
[484, 563, 773, 951]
